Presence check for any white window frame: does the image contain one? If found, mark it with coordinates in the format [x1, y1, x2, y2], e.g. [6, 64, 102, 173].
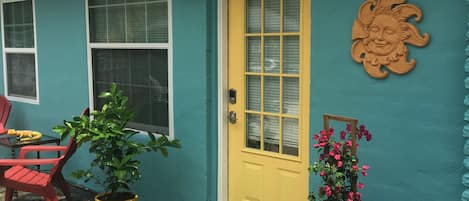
[85, 0, 174, 139]
[0, 0, 39, 104]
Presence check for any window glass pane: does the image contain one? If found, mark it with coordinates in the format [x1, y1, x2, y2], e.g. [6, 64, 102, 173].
[89, 7, 107, 42]
[264, 0, 280, 33]
[89, 0, 107, 6]
[283, 0, 300, 32]
[3, 3, 14, 25]
[150, 50, 168, 130]
[246, 0, 261, 33]
[127, 0, 146, 3]
[126, 4, 146, 42]
[264, 76, 279, 113]
[108, 6, 126, 42]
[89, 1, 168, 43]
[264, 36, 280, 73]
[92, 49, 169, 134]
[3, 0, 34, 48]
[147, 2, 168, 43]
[6, 53, 36, 99]
[264, 115, 279, 153]
[108, 0, 125, 4]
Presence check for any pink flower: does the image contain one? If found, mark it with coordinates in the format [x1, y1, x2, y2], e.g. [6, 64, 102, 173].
[346, 140, 352, 147]
[320, 171, 325, 177]
[320, 130, 327, 135]
[366, 133, 372, 141]
[348, 192, 354, 199]
[313, 134, 319, 141]
[319, 142, 327, 147]
[313, 144, 320, 148]
[358, 182, 365, 189]
[362, 171, 368, 176]
[352, 165, 359, 171]
[355, 192, 362, 200]
[340, 131, 346, 140]
[337, 161, 343, 167]
[346, 124, 352, 132]
[324, 185, 332, 197]
[329, 151, 335, 157]
[334, 154, 341, 160]
[359, 125, 365, 131]
[362, 165, 370, 171]
[334, 143, 341, 151]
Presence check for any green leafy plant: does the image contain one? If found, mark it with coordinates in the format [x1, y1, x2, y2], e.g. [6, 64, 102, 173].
[53, 83, 180, 199]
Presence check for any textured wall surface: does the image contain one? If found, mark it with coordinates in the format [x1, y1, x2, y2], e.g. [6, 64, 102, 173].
[0, 1, 219, 201]
[310, 0, 466, 200]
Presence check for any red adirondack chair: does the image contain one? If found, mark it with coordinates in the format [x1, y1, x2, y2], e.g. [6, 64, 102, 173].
[0, 95, 11, 134]
[0, 108, 88, 201]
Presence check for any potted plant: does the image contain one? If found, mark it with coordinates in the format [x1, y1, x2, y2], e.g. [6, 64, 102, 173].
[309, 124, 372, 201]
[53, 83, 181, 201]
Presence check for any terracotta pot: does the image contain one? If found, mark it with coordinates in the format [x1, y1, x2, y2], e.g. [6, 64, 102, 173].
[95, 192, 138, 201]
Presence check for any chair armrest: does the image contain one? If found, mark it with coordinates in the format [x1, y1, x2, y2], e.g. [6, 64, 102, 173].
[0, 158, 60, 166]
[19, 145, 67, 159]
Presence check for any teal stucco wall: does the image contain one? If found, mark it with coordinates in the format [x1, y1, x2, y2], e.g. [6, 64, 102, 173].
[310, 0, 466, 200]
[0, 0, 218, 201]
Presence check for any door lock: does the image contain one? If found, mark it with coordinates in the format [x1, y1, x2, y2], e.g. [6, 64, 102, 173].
[229, 111, 237, 124]
[229, 89, 237, 104]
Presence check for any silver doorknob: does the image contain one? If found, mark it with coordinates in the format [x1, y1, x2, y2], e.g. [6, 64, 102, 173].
[229, 111, 237, 124]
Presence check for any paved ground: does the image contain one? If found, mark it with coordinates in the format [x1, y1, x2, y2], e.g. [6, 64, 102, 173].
[0, 185, 97, 201]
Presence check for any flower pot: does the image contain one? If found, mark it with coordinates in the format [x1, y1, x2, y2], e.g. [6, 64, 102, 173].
[95, 192, 138, 201]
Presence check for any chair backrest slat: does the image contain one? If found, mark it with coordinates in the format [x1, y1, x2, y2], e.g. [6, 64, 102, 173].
[0, 96, 11, 131]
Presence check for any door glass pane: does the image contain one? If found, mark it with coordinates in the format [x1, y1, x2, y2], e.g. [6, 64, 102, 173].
[264, 115, 279, 152]
[283, 36, 299, 74]
[246, 0, 261, 33]
[283, 0, 300, 32]
[264, 37, 280, 73]
[264, 76, 279, 113]
[246, 114, 261, 149]
[247, 76, 261, 111]
[264, 0, 280, 33]
[247, 37, 261, 72]
[282, 118, 298, 156]
[283, 78, 299, 115]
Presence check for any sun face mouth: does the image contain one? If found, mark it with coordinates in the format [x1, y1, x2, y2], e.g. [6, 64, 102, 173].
[373, 40, 388, 48]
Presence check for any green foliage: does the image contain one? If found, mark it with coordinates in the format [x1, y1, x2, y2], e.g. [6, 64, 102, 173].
[53, 83, 181, 194]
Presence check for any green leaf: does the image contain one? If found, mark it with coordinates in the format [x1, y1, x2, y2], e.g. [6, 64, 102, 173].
[98, 92, 112, 98]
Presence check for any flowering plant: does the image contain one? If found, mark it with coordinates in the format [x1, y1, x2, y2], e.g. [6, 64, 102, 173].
[309, 124, 372, 201]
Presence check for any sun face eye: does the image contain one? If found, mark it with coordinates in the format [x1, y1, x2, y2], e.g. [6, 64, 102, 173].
[384, 28, 395, 35]
[369, 26, 379, 33]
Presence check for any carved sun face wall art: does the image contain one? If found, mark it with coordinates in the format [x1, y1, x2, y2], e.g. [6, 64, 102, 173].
[351, 0, 430, 79]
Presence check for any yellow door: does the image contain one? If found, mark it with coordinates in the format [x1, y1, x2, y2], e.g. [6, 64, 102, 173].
[228, 0, 310, 200]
